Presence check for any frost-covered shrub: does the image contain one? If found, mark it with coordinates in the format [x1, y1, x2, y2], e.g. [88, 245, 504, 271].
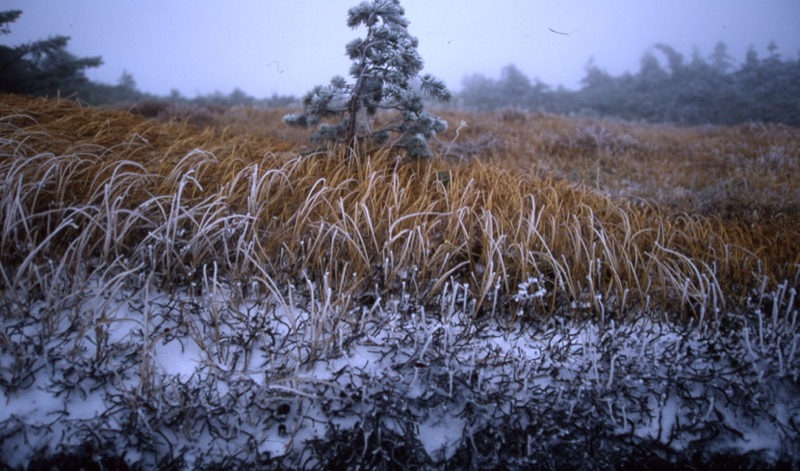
[283, 0, 451, 159]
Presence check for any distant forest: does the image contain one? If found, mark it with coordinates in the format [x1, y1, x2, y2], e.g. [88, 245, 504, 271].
[0, 10, 295, 109]
[459, 42, 800, 126]
[2, 9, 799, 126]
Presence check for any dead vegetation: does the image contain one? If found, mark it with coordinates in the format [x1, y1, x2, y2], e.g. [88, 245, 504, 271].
[1, 94, 798, 325]
[2, 94, 799, 469]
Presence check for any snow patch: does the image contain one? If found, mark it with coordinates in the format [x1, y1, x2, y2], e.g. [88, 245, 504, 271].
[2, 278, 799, 469]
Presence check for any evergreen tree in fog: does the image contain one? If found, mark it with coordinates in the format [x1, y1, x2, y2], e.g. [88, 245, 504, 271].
[284, 0, 451, 159]
[0, 10, 102, 98]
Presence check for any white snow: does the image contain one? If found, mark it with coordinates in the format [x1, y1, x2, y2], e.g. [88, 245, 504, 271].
[1, 274, 798, 468]
[417, 412, 465, 461]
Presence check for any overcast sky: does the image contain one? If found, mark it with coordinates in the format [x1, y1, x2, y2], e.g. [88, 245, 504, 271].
[3, 1, 799, 98]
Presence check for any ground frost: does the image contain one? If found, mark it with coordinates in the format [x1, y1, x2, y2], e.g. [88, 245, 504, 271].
[1, 276, 799, 469]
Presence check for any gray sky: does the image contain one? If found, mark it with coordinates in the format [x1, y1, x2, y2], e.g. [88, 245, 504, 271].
[3, 1, 799, 98]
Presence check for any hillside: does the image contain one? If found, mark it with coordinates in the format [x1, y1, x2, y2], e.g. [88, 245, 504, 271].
[1, 95, 798, 469]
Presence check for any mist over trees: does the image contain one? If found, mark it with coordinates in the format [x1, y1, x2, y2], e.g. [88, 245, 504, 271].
[458, 42, 800, 126]
[3, 7, 799, 128]
[0, 10, 294, 108]
[0, 10, 102, 98]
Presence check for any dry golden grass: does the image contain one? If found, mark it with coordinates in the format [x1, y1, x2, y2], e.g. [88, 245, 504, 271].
[1, 95, 798, 325]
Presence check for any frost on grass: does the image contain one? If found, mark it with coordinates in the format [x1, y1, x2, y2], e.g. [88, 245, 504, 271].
[1, 269, 799, 469]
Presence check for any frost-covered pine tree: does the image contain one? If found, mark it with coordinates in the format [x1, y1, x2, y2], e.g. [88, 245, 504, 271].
[283, 0, 451, 159]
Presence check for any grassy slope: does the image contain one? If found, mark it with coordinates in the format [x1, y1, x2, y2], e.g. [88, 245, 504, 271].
[1, 94, 798, 325]
[2, 95, 800, 468]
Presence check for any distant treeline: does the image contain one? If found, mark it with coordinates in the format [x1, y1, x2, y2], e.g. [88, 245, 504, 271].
[0, 9, 294, 108]
[77, 78, 297, 109]
[3, 7, 799, 126]
[458, 42, 800, 126]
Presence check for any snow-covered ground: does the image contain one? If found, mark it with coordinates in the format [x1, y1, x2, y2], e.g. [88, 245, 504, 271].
[1, 274, 798, 469]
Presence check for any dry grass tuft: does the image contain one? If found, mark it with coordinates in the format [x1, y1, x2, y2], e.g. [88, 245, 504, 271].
[1, 94, 798, 325]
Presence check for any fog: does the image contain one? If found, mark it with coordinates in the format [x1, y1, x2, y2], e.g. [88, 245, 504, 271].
[3, 0, 800, 98]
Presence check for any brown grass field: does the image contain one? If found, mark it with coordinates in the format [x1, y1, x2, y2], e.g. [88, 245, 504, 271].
[2, 94, 799, 325]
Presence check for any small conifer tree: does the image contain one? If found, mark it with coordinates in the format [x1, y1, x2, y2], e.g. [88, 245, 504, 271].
[283, 0, 451, 159]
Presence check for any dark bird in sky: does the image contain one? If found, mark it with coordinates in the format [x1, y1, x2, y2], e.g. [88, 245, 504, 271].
[548, 27, 578, 36]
